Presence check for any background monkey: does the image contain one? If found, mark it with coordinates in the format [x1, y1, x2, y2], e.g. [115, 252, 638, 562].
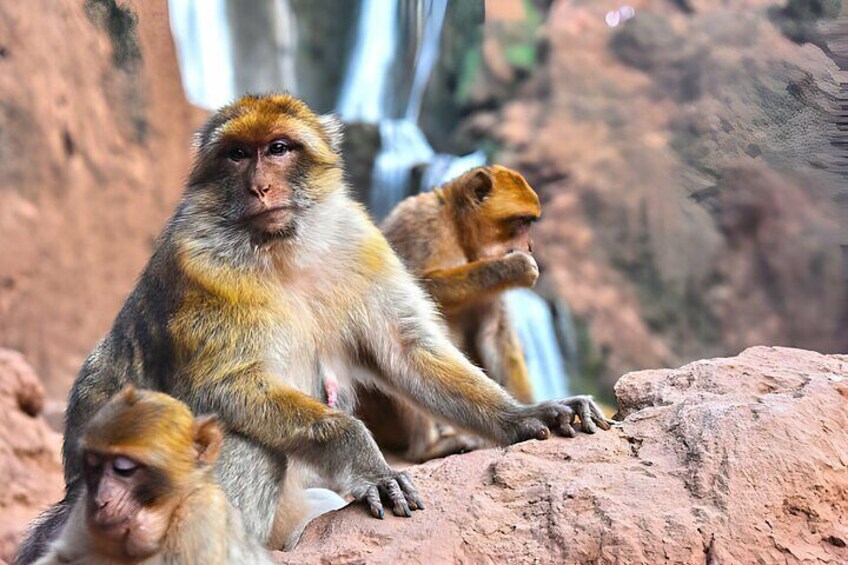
[35, 386, 272, 565]
[359, 166, 547, 461]
[16, 94, 609, 563]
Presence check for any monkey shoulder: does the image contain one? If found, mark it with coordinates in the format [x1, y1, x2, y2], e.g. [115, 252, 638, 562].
[381, 191, 456, 274]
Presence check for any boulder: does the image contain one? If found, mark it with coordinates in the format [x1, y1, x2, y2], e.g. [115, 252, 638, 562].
[279, 346, 848, 564]
[0, 349, 63, 562]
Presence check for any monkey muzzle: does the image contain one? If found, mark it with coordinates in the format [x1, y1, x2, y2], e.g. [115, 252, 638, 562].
[244, 205, 296, 234]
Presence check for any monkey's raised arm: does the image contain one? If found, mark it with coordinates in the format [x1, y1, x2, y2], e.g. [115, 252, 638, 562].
[178, 371, 423, 518]
[423, 251, 538, 311]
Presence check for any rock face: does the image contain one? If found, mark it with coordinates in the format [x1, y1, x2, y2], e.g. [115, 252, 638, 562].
[0, 349, 63, 563]
[466, 0, 848, 390]
[280, 347, 848, 564]
[0, 0, 201, 397]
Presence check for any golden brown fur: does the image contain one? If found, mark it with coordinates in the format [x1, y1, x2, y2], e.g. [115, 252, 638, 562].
[35, 387, 271, 565]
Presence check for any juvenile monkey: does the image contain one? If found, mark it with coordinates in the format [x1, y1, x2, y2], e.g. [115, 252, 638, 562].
[359, 166, 546, 461]
[35, 386, 272, 565]
[16, 94, 609, 563]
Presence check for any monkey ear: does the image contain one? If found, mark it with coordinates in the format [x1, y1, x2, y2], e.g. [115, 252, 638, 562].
[318, 114, 344, 153]
[193, 415, 223, 465]
[468, 169, 494, 205]
[120, 385, 139, 405]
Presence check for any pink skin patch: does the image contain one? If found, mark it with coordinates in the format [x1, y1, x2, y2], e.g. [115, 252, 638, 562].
[324, 374, 339, 408]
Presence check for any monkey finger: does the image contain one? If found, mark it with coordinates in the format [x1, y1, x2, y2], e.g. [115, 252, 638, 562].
[587, 402, 614, 430]
[558, 421, 577, 438]
[576, 402, 597, 434]
[364, 485, 384, 519]
[383, 479, 412, 518]
[397, 474, 425, 511]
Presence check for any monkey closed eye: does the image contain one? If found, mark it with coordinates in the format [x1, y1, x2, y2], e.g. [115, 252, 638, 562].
[112, 456, 139, 477]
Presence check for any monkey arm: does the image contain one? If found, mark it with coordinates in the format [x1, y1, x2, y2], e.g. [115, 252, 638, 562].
[366, 273, 610, 446]
[423, 251, 538, 311]
[363, 279, 528, 446]
[181, 371, 423, 518]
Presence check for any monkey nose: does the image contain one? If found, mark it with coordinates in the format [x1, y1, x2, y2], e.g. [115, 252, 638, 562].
[249, 184, 271, 198]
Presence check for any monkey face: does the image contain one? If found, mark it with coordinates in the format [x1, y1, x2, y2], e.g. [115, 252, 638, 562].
[81, 449, 171, 559]
[455, 166, 541, 261]
[223, 137, 302, 236]
[185, 95, 344, 247]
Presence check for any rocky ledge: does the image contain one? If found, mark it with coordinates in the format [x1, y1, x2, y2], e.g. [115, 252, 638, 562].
[280, 346, 848, 564]
[1, 347, 845, 564]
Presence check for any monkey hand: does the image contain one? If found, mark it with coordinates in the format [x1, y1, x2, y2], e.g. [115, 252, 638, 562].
[352, 469, 425, 519]
[506, 395, 614, 443]
[501, 250, 539, 288]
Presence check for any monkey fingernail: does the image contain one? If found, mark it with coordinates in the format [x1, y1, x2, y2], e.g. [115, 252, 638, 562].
[537, 428, 550, 441]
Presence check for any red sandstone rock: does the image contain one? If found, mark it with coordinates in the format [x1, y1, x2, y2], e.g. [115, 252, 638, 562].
[279, 347, 848, 564]
[0, 349, 63, 562]
[0, 0, 202, 398]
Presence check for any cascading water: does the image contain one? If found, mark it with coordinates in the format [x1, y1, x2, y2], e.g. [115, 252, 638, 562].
[336, 0, 485, 219]
[168, 0, 236, 109]
[505, 289, 571, 399]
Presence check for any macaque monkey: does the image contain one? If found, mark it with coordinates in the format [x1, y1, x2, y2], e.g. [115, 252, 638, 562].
[358, 166, 552, 461]
[16, 94, 609, 563]
[35, 386, 271, 565]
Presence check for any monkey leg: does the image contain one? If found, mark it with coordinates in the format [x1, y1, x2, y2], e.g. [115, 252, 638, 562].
[215, 434, 287, 545]
[475, 301, 535, 403]
[189, 375, 423, 522]
[404, 412, 484, 462]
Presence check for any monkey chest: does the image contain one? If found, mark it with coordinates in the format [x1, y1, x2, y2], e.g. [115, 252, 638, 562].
[263, 288, 358, 403]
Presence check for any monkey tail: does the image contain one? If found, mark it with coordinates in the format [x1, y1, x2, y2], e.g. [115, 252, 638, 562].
[12, 496, 72, 565]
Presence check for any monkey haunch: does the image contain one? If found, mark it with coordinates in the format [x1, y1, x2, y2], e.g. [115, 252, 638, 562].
[16, 94, 609, 563]
[34, 387, 271, 565]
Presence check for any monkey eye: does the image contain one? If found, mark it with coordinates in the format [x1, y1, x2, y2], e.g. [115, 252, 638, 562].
[268, 140, 292, 156]
[112, 456, 139, 477]
[228, 147, 249, 162]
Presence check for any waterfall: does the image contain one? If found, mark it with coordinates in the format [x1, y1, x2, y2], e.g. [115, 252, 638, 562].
[168, 0, 236, 109]
[336, 0, 485, 218]
[335, 0, 569, 399]
[505, 289, 571, 400]
[337, 0, 401, 123]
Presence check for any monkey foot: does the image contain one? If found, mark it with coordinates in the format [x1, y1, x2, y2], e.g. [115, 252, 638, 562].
[359, 472, 424, 519]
